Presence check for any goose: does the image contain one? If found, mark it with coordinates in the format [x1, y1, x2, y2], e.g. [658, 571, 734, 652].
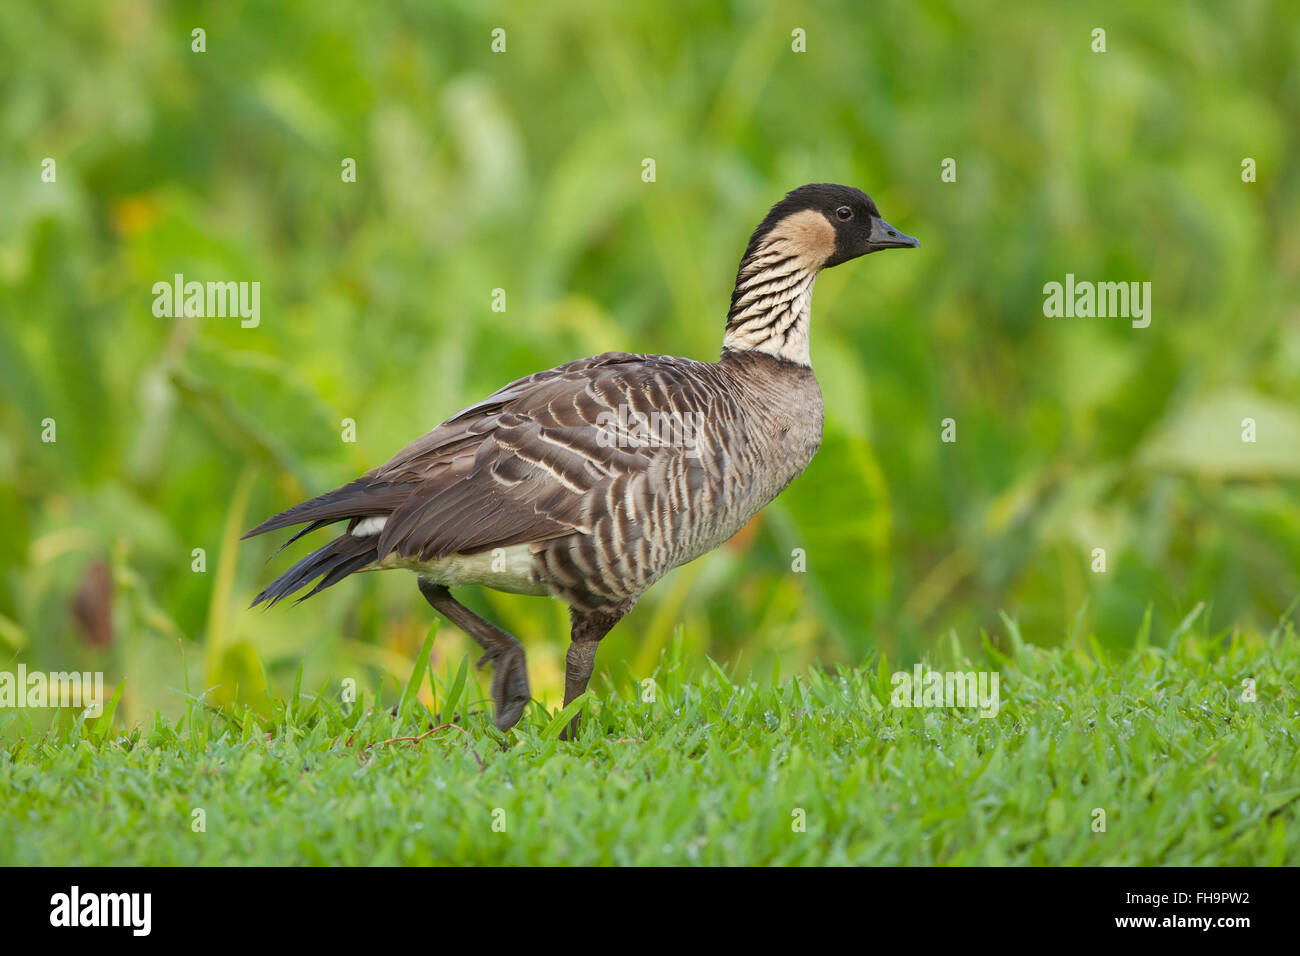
[244, 183, 918, 735]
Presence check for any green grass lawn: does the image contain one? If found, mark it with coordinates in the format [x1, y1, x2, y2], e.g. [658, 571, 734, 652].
[2, 612, 1296, 866]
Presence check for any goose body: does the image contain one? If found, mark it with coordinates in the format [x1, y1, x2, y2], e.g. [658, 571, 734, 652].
[349, 350, 822, 609]
[245, 183, 917, 733]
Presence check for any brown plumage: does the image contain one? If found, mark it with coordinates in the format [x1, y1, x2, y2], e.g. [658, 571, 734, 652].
[244, 183, 918, 734]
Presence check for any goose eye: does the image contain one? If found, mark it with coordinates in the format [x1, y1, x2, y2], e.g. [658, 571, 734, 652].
[835, 206, 853, 221]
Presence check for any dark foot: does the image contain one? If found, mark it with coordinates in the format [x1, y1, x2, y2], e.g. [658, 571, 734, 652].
[556, 602, 634, 742]
[481, 645, 530, 731]
[417, 578, 532, 732]
[558, 715, 581, 741]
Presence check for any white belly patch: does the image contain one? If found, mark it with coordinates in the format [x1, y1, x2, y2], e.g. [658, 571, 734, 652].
[375, 542, 548, 597]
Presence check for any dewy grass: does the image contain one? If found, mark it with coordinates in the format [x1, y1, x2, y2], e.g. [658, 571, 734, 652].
[1, 617, 1295, 866]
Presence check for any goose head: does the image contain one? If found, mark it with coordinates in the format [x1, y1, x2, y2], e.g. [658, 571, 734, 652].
[744, 183, 919, 272]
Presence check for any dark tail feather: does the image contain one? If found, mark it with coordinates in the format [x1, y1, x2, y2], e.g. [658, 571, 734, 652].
[268, 519, 331, 560]
[250, 533, 379, 608]
[242, 477, 409, 540]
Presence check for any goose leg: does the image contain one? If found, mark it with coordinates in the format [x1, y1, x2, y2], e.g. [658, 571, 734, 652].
[417, 578, 530, 731]
[560, 602, 634, 740]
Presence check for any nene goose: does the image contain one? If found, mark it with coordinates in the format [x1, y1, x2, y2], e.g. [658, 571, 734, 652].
[245, 183, 918, 735]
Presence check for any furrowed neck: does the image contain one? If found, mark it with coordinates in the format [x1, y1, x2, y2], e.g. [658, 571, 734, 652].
[722, 239, 820, 367]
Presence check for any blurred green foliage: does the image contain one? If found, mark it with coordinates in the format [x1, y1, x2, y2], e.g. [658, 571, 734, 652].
[0, 0, 1296, 724]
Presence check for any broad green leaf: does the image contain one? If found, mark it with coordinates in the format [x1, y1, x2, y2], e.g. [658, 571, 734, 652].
[1140, 389, 1300, 478]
